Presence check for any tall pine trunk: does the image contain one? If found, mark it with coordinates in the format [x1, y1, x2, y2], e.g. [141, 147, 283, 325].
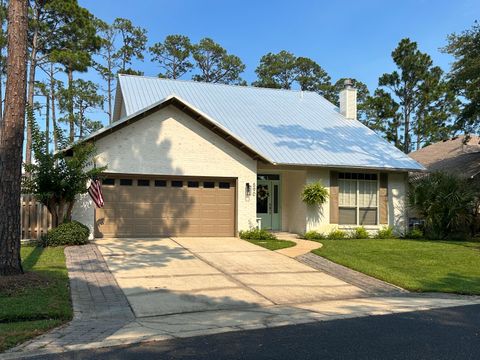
[25, 24, 38, 167]
[0, 0, 28, 276]
[67, 68, 74, 143]
[50, 63, 58, 151]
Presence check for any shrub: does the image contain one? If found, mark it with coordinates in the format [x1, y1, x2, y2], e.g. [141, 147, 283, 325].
[351, 226, 369, 239]
[405, 228, 424, 239]
[303, 230, 325, 240]
[375, 226, 395, 239]
[301, 182, 329, 206]
[408, 172, 475, 240]
[44, 221, 90, 247]
[327, 229, 347, 240]
[239, 228, 277, 240]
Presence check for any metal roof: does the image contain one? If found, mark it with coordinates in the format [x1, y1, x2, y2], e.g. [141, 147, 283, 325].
[113, 74, 424, 171]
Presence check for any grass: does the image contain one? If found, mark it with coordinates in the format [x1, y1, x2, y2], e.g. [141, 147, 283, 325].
[313, 239, 480, 295]
[0, 246, 72, 352]
[245, 238, 296, 251]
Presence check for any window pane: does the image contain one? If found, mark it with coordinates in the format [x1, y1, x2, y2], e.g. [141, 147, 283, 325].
[273, 185, 278, 214]
[339, 207, 357, 225]
[203, 181, 215, 188]
[359, 208, 377, 225]
[171, 180, 183, 187]
[120, 179, 132, 186]
[188, 181, 199, 188]
[219, 182, 230, 189]
[358, 180, 377, 207]
[102, 178, 115, 186]
[137, 179, 150, 186]
[154, 180, 167, 187]
[339, 179, 357, 206]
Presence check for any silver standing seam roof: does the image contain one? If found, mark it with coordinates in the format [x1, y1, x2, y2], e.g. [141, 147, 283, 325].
[109, 74, 423, 171]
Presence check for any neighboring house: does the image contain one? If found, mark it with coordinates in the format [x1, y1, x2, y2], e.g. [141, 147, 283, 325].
[71, 75, 423, 238]
[409, 135, 480, 179]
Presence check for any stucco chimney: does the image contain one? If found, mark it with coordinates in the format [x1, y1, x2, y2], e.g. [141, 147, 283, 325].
[339, 79, 357, 120]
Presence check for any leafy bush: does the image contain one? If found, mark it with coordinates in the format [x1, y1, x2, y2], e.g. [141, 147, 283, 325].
[303, 230, 326, 240]
[239, 228, 277, 240]
[351, 226, 370, 239]
[327, 229, 347, 240]
[301, 182, 329, 206]
[405, 228, 424, 239]
[375, 226, 395, 239]
[408, 172, 475, 240]
[44, 221, 90, 247]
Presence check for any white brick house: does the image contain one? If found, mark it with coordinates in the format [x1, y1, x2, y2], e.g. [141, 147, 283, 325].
[71, 75, 423, 238]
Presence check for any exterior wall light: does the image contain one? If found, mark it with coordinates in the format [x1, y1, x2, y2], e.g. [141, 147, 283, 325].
[246, 182, 251, 196]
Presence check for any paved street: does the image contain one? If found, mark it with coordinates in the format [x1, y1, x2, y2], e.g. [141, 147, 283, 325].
[27, 304, 480, 360]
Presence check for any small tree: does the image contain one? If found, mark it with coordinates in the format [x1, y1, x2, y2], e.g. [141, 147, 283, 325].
[408, 172, 475, 239]
[23, 109, 105, 227]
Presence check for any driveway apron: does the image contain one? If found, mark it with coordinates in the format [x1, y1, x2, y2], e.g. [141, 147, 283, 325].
[95, 237, 365, 317]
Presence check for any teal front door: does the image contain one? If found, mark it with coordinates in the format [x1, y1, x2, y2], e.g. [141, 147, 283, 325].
[256, 177, 281, 230]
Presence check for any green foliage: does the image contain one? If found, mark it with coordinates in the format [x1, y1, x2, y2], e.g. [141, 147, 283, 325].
[351, 226, 370, 239]
[112, 17, 148, 74]
[43, 221, 90, 247]
[372, 38, 456, 153]
[58, 79, 103, 139]
[239, 228, 277, 241]
[443, 21, 480, 133]
[405, 228, 424, 239]
[303, 231, 326, 240]
[408, 172, 475, 240]
[253, 50, 332, 98]
[327, 229, 348, 240]
[301, 182, 329, 206]
[192, 38, 245, 84]
[150, 34, 193, 79]
[375, 226, 395, 239]
[22, 110, 105, 227]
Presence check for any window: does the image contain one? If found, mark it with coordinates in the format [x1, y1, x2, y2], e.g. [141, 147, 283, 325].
[102, 178, 115, 186]
[203, 181, 215, 188]
[120, 179, 133, 186]
[219, 182, 230, 189]
[188, 181, 199, 188]
[137, 179, 150, 186]
[257, 174, 280, 180]
[154, 180, 167, 187]
[339, 173, 378, 225]
[171, 180, 183, 187]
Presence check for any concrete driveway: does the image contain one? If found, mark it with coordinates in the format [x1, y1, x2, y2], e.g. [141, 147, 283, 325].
[96, 237, 365, 318]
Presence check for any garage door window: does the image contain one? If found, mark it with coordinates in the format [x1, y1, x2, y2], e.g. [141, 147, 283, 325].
[188, 181, 199, 188]
[172, 180, 183, 187]
[137, 179, 150, 186]
[203, 181, 215, 188]
[219, 182, 230, 189]
[120, 179, 133, 186]
[154, 180, 167, 187]
[102, 178, 115, 186]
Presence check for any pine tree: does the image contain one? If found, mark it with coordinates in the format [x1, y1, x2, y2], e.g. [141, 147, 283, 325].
[0, 0, 28, 275]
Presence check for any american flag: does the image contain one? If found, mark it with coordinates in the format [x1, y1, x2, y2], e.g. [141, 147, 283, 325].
[88, 179, 104, 208]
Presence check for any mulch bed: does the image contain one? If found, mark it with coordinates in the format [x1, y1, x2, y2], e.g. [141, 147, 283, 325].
[0, 272, 51, 296]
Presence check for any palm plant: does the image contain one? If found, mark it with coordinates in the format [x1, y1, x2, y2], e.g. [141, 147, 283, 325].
[408, 172, 475, 239]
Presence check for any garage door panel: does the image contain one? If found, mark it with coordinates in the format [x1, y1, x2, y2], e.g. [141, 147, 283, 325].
[95, 177, 235, 237]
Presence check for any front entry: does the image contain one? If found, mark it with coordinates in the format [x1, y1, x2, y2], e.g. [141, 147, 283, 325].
[256, 174, 281, 230]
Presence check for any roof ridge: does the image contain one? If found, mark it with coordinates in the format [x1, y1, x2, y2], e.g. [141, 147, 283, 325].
[117, 73, 321, 96]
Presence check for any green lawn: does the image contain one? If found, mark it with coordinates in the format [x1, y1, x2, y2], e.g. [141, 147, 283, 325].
[313, 239, 480, 295]
[0, 246, 72, 352]
[245, 238, 296, 251]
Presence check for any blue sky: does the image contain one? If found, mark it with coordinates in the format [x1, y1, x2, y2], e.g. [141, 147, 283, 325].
[75, 0, 478, 125]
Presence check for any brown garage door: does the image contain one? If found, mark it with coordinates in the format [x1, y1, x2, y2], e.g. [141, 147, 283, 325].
[95, 176, 236, 237]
